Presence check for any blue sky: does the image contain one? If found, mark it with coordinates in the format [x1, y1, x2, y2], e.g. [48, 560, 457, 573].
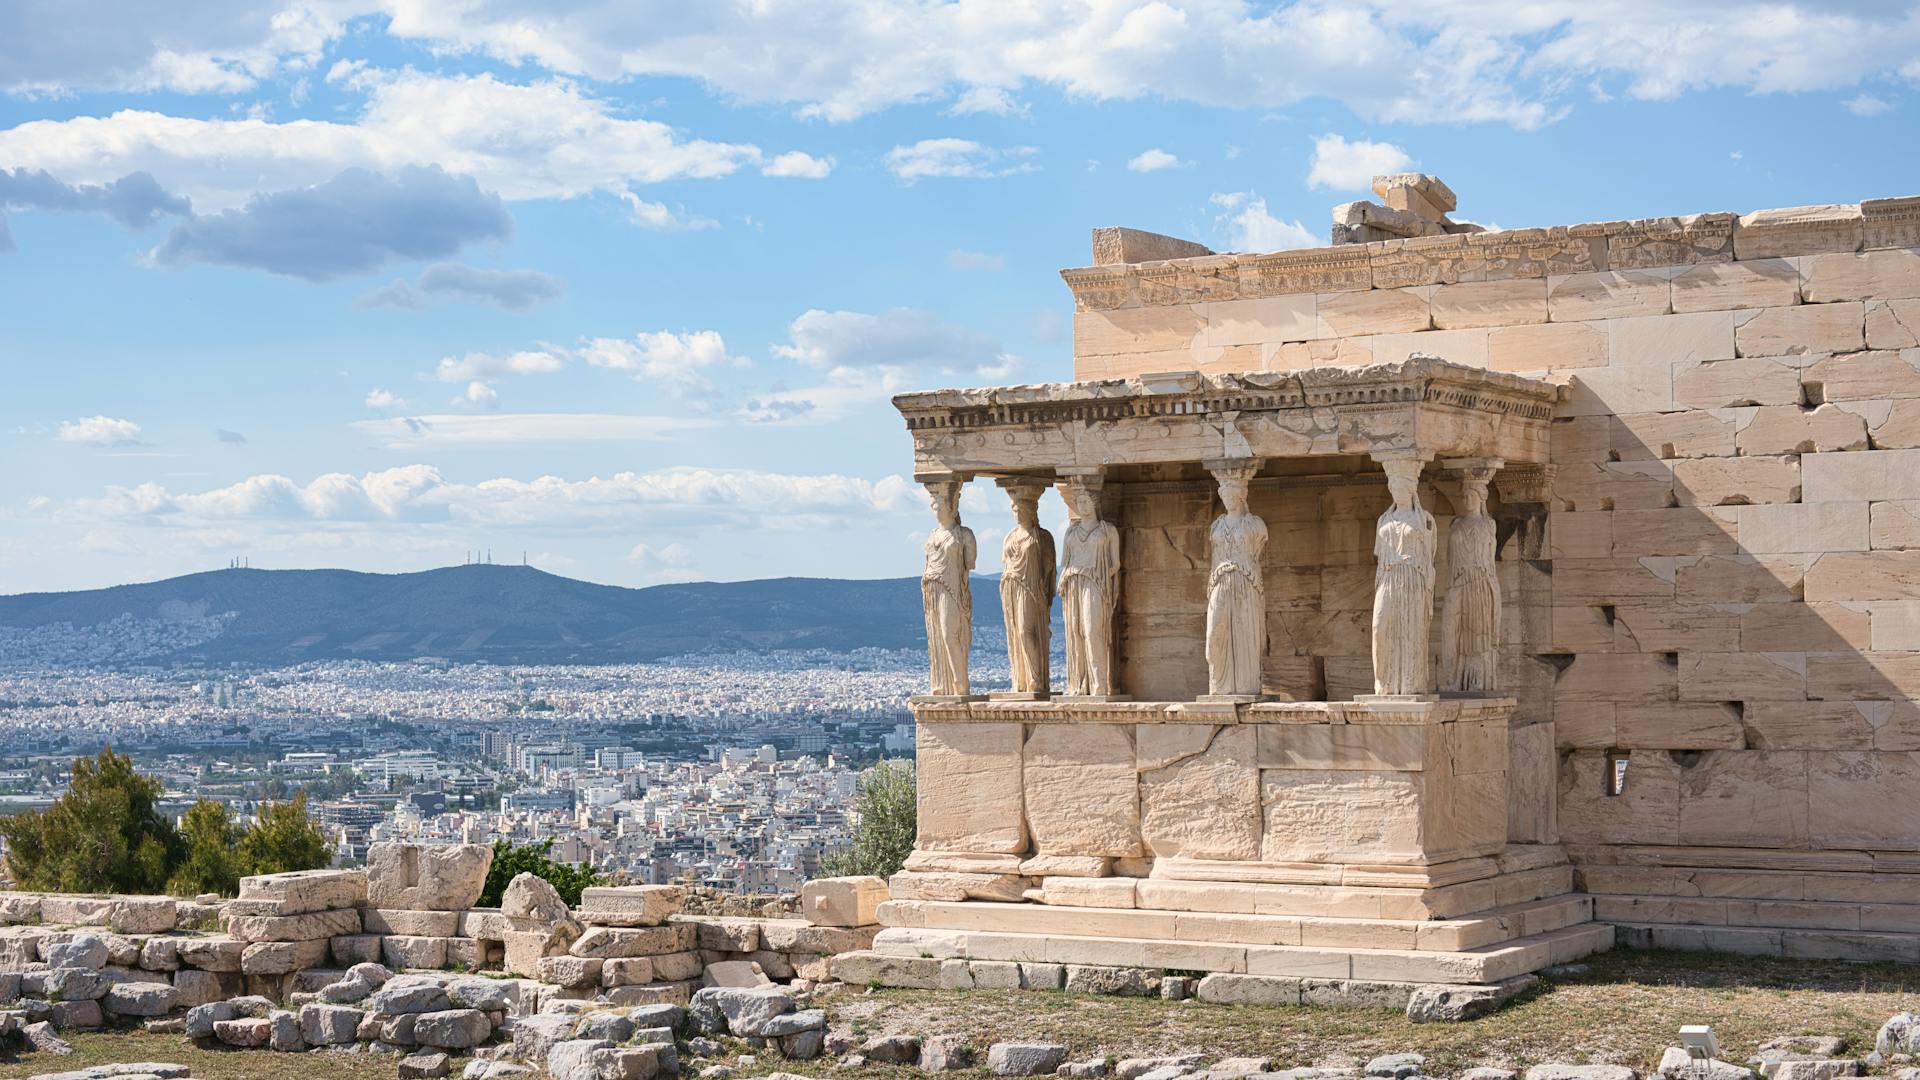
[3, 2, 1919, 593]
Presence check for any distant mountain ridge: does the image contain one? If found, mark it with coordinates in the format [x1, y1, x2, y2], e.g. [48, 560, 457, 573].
[0, 565, 1006, 666]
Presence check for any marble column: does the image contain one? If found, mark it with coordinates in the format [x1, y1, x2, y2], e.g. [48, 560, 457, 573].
[1203, 458, 1267, 700]
[920, 477, 976, 698]
[1440, 458, 1503, 694]
[996, 477, 1056, 698]
[1368, 452, 1437, 698]
[1058, 469, 1121, 698]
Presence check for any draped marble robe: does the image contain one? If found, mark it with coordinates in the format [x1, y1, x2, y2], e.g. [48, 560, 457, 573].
[1371, 475, 1438, 696]
[1440, 484, 1500, 693]
[1000, 502, 1057, 694]
[1060, 505, 1119, 696]
[1206, 481, 1268, 697]
[922, 499, 977, 696]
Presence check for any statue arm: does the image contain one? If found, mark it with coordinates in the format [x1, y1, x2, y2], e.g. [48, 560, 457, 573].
[1102, 526, 1120, 589]
[1042, 534, 1058, 601]
[963, 529, 977, 572]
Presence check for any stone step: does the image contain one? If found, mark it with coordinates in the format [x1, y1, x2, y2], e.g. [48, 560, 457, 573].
[1593, 893, 1920, 933]
[1578, 863, 1920, 906]
[1614, 922, 1920, 963]
[871, 919, 1613, 985]
[1068, 864, 1577, 920]
[879, 894, 1593, 953]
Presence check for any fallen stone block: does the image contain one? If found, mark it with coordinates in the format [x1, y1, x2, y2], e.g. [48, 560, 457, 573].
[1065, 965, 1157, 996]
[548, 1038, 617, 1080]
[104, 981, 177, 1017]
[50, 999, 104, 1030]
[990, 1042, 1070, 1077]
[237, 869, 369, 915]
[540, 955, 603, 988]
[268, 1008, 304, 1052]
[213, 1016, 272, 1047]
[801, 876, 888, 927]
[368, 843, 493, 911]
[414, 1007, 492, 1049]
[369, 978, 453, 1015]
[107, 898, 178, 935]
[299, 1001, 365, 1045]
[401, 1051, 454, 1079]
[863, 1034, 922, 1064]
[1406, 976, 1538, 1023]
[330, 933, 383, 966]
[704, 959, 770, 988]
[501, 873, 571, 923]
[240, 938, 328, 975]
[576, 886, 685, 928]
[383, 935, 452, 970]
[225, 907, 362, 943]
[922, 1033, 976, 1072]
[569, 924, 695, 959]
[445, 976, 517, 1011]
[1525, 1068, 1638, 1080]
[24, 1019, 75, 1054]
[365, 909, 461, 937]
[45, 935, 110, 970]
[177, 938, 246, 973]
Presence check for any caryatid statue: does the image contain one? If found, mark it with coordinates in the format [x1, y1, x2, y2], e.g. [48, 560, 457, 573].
[997, 479, 1056, 695]
[1440, 460, 1503, 693]
[1205, 460, 1267, 698]
[1059, 474, 1120, 697]
[921, 479, 976, 697]
[1371, 455, 1438, 696]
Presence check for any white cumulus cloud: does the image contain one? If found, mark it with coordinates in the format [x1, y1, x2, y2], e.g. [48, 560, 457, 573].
[1306, 133, 1412, 191]
[58, 416, 143, 446]
[1210, 191, 1322, 252]
[579, 330, 741, 385]
[434, 350, 566, 383]
[1126, 148, 1183, 172]
[885, 139, 1038, 181]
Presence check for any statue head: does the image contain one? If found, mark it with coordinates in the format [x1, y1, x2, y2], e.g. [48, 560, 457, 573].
[928, 481, 962, 528]
[1386, 468, 1420, 511]
[1065, 481, 1100, 523]
[1011, 491, 1040, 527]
[1459, 480, 1487, 516]
[1217, 473, 1250, 515]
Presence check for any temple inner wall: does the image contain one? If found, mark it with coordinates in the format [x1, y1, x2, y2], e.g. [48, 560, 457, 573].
[1059, 196, 1920, 953]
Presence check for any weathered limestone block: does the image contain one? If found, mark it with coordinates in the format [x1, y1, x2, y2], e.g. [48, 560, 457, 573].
[1549, 269, 1670, 321]
[800, 877, 888, 928]
[1866, 299, 1920, 349]
[540, 954, 603, 988]
[1260, 769, 1423, 863]
[1608, 310, 1735, 368]
[1803, 249, 1920, 303]
[236, 869, 368, 915]
[240, 938, 329, 975]
[382, 936, 452, 970]
[569, 924, 696, 959]
[330, 934, 383, 966]
[576, 886, 684, 928]
[1735, 304, 1864, 357]
[916, 722, 1027, 854]
[226, 907, 362, 943]
[1674, 356, 1805, 408]
[1673, 455, 1800, 506]
[1734, 204, 1862, 260]
[364, 909, 460, 937]
[1431, 279, 1548, 329]
[414, 1007, 492, 1050]
[1734, 404, 1867, 455]
[107, 898, 177, 935]
[1595, 213, 1735, 270]
[177, 937, 246, 972]
[367, 843, 493, 911]
[1678, 751, 1810, 848]
[39, 896, 114, 925]
[1738, 502, 1869, 554]
[1317, 287, 1430, 336]
[1138, 725, 1260, 862]
[1022, 725, 1142, 857]
[887, 871, 1032, 903]
[1670, 258, 1802, 314]
[1558, 750, 1681, 845]
[501, 873, 570, 923]
[1092, 227, 1212, 266]
[1803, 350, 1920, 402]
[299, 1002, 365, 1046]
[1489, 320, 1607, 372]
[103, 980, 177, 1017]
[1807, 752, 1920, 850]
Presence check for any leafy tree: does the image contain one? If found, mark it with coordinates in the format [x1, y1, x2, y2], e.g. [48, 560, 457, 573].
[477, 838, 600, 907]
[235, 792, 332, 878]
[0, 747, 181, 894]
[821, 759, 916, 879]
[168, 799, 243, 897]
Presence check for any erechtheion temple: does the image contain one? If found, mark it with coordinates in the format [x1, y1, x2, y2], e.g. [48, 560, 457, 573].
[863, 177, 1920, 1006]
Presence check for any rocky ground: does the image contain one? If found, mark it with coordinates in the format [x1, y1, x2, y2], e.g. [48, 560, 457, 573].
[3, 951, 1918, 1080]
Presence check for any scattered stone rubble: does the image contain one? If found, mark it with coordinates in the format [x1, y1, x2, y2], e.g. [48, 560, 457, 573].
[0, 854, 888, 1073]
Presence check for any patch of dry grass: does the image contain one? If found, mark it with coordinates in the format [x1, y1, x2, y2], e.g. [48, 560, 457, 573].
[3, 951, 1915, 1080]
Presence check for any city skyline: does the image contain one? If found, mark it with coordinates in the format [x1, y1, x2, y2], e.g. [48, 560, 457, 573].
[5, 3, 1920, 594]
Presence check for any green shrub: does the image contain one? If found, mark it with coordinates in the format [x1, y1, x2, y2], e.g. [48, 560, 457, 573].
[477, 838, 600, 907]
[0, 747, 180, 894]
[820, 758, 915, 879]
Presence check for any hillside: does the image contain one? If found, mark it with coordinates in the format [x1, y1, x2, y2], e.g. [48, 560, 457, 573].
[0, 565, 1008, 666]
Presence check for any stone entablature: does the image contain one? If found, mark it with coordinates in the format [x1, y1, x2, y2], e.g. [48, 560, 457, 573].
[1062, 197, 1920, 313]
[898, 360, 1557, 478]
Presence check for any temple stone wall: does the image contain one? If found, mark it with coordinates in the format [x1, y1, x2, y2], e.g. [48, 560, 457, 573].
[1063, 197, 1920, 951]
